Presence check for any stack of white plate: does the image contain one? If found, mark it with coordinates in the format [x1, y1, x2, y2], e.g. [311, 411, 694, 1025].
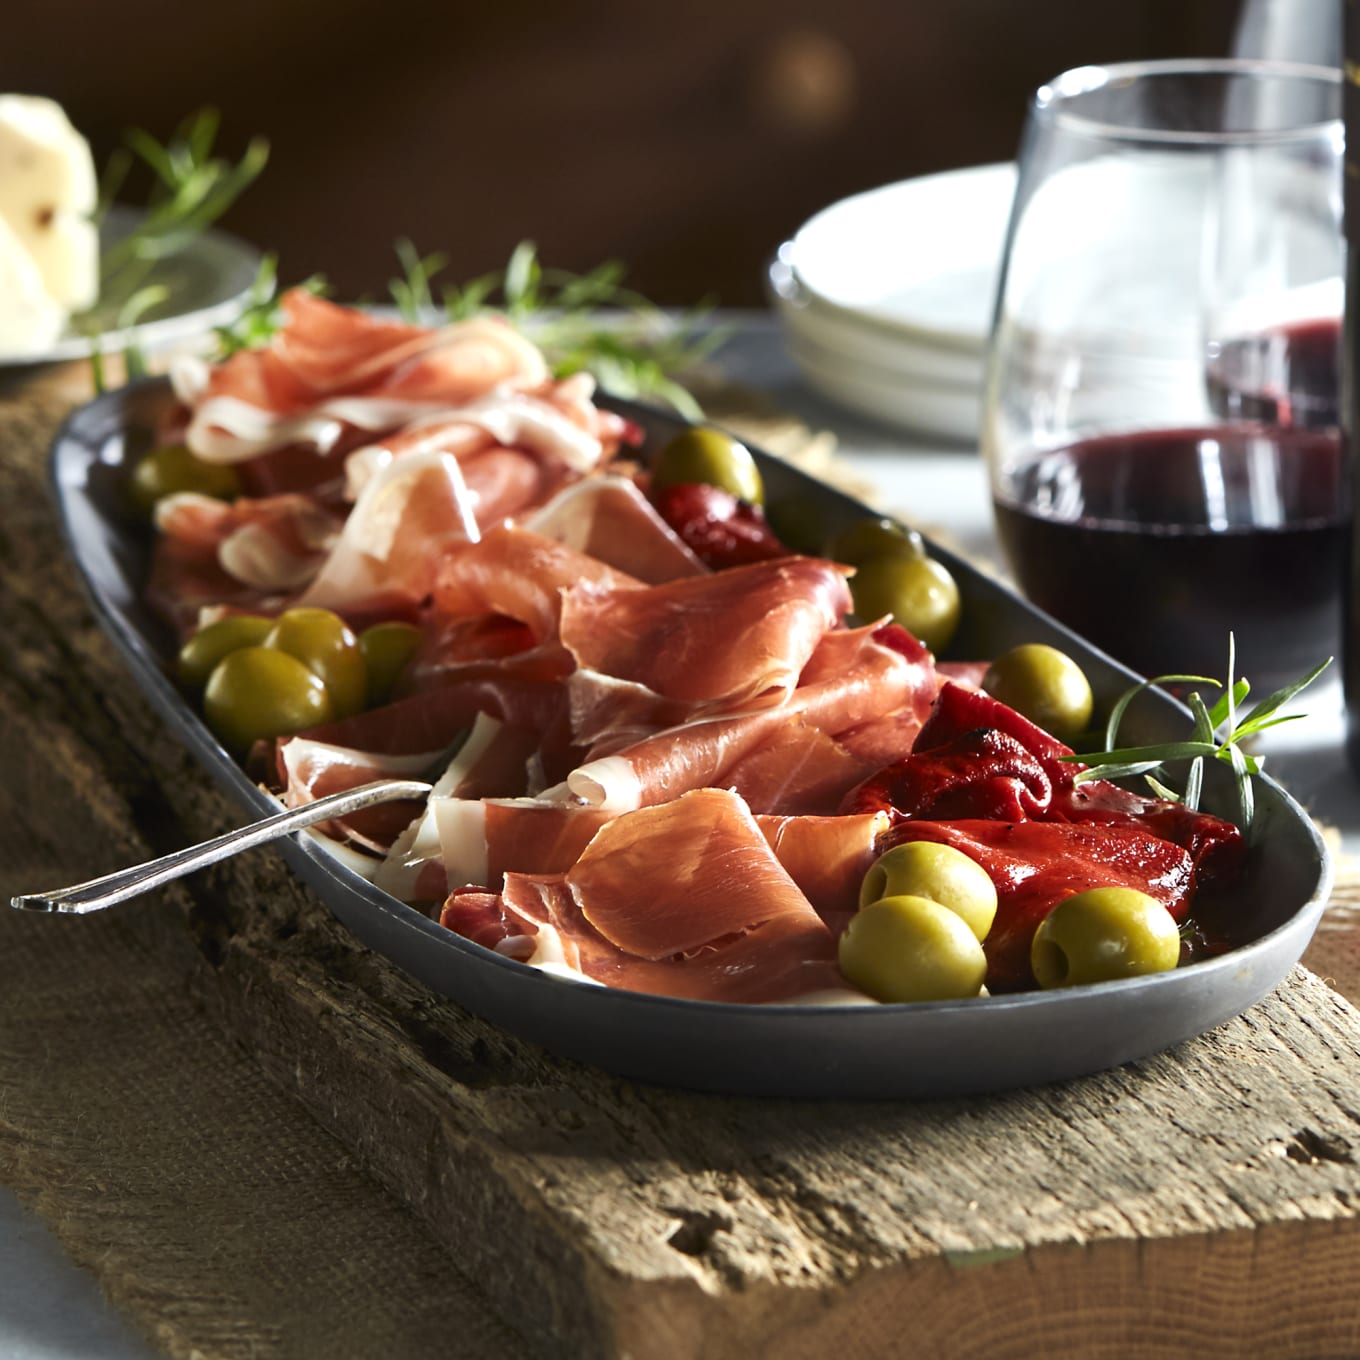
[768, 162, 1016, 444]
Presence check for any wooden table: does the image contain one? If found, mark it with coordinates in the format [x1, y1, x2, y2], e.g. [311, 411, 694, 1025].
[3, 347, 1360, 1360]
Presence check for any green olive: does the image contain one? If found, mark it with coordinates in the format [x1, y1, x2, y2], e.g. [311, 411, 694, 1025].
[129, 443, 241, 513]
[359, 621, 423, 705]
[176, 614, 275, 690]
[263, 607, 367, 719]
[1030, 887, 1181, 989]
[838, 894, 988, 1003]
[202, 646, 334, 752]
[849, 553, 961, 654]
[827, 517, 924, 566]
[982, 643, 1094, 742]
[859, 841, 997, 942]
[652, 427, 764, 505]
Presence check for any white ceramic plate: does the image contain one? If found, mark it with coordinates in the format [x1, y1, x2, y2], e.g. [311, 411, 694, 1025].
[783, 328, 982, 443]
[781, 162, 1016, 349]
[0, 206, 262, 366]
[768, 256, 985, 388]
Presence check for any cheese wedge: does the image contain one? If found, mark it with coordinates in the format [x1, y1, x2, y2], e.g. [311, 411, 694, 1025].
[0, 94, 98, 313]
[0, 211, 65, 355]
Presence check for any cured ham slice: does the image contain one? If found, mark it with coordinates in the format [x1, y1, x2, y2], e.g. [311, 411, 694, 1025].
[373, 713, 542, 901]
[398, 615, 538, 697]
[147, 491, 343, 633]
[359, 389, 608, 476]
[440, 889, 532, 954]
[276, 736, 443, 853]
[559, 557, 852, 718]
[566, 623, 936, 813]
[431, 525, 640, 644]
[153, 491, 341, 596]
[434, 796, 617, 891]
[296, 646, 570, 757]
[177, 294, 550, 463]
[526, 476, 707, 583]
[755, 811, 888, 931]
[294, 449, 479, 615]
[886, 819, 1196, 992]
[488, 788, 844, 1003]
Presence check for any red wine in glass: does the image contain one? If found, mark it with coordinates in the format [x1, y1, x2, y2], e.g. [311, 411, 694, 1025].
[1206, 315, 1340, 429]
[993, 423, 1345, 691]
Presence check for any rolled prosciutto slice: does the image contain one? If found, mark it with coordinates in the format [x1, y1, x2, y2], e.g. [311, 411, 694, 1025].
[565, 623, 936, 813]
[486, 788, 846, 1003]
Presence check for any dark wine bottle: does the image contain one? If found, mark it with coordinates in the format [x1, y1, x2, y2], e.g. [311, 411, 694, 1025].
[1346, 0, 1360, 769]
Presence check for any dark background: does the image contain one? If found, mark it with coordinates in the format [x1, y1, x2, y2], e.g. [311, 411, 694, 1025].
[5, 1, 1243, 305]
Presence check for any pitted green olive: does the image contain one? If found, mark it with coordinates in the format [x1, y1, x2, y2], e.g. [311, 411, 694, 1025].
[828, 517, 925, 566]
[359, 621, 422, 705]
[860, 841, 997, 941]
[653, 427, 764, 505]
[176, 614, 274, 690]
[1030, 887, 1181, 989]
[982, 643, 1094, 742]
[130, 443, 241, 513]
[264, 608, 367, 719]
[849, 553, 960, 654]
[838, 894, 987, 1003]
[203, 647, 334, 752]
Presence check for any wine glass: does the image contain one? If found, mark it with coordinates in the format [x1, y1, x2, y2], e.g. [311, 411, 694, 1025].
[981, 59, 1343, 692]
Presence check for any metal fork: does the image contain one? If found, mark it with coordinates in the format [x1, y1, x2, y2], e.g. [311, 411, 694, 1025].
[10, 779, 432, 915]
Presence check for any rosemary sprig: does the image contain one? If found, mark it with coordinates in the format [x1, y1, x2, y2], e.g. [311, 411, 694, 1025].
[76, 109, 268, 384]
[396, 239, 726, 419]
[1067, 637, 1331, 829]
[212, 255, 328, 359]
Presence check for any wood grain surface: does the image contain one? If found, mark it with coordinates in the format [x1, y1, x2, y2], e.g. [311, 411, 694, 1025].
[5, 364, 1360, 1359]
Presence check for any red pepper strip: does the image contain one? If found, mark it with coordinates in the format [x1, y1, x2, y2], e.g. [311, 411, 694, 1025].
[651, 482, 789, 569]
[845, 680, 1243, 878]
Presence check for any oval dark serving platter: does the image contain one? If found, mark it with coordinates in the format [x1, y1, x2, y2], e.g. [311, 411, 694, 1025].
[50, 377, 1333, 1100]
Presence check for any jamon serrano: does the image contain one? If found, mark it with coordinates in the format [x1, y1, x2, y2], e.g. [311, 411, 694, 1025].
[491, 789, 844, 1003]
[174, 294, 551, 463]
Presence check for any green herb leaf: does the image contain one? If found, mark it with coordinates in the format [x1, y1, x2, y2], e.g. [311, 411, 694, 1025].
[1070, 642, 1330, 831]
[1102, 673, 1220, 752]
[77, 109, 269, 376]
[393, 239, 724, 418]
[212, 256, 328, 359]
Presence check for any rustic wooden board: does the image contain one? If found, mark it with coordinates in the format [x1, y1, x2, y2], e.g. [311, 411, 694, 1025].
[5, 367, 1360, 1359]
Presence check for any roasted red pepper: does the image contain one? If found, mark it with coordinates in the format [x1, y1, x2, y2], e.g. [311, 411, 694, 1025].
[651, 482, 789, 569]
[844, 680, 1246, 988]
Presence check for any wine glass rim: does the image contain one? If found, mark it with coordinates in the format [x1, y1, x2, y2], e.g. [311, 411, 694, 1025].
[1034, 58, 1342, 147]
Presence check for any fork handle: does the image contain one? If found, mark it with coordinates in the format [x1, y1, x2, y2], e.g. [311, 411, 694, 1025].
[10, 779, 432, 915]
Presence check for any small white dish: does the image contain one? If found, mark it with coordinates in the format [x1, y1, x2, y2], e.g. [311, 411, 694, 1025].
[768, 257, 984, 388]
[781, 161, 1016, 349]
[0, 206, 263, 366]
[783, 328, 982, 444]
